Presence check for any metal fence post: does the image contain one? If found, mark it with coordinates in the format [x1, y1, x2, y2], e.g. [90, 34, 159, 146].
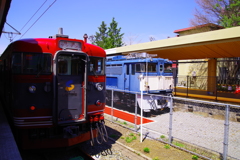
[186, 75, 189, 97]
[215, 76, 218, 101]
[168, 96, 173, 144]
[223, 104, 230, 160]
[134, 93, 138, 131]
[111, 89, 114, 121]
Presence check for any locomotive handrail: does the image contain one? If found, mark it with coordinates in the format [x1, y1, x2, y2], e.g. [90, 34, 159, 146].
[106, 88, 172, 98]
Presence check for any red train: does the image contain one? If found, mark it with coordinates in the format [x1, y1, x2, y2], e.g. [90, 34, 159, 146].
[0, 29, 108, 149]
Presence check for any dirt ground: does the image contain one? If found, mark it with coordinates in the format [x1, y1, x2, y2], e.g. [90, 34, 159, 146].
[105, 119, 206, 160]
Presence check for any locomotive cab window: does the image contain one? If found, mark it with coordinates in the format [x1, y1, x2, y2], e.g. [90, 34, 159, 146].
[164, 64, 173, 73]
[12, 53, 52, 74]
[58, 55, 84, 75]
[136, 63, 145, 72]
[136, 63, 156, 72]
[131, 64, 135, 75]
[147, 63, 156, 72]
[89, 57, 105, 75]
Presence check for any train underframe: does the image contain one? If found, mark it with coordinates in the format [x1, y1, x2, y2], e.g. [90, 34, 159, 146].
[14, 116, 108, 149]
[106, 90, 172, 117]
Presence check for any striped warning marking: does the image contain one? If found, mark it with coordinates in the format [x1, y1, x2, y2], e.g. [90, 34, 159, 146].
[104, 106, 154, 125]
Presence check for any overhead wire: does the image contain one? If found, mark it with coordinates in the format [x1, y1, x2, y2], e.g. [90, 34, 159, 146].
[12, 0, 48, 41]
[19, 0, 57, 39]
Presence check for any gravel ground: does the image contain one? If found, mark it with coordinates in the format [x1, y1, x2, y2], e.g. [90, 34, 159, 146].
[141, 111, 240, 159]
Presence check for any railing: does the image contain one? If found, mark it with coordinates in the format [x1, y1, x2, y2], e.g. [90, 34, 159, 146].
[174, 76, 240, 102]
[105, 88, 240, 160]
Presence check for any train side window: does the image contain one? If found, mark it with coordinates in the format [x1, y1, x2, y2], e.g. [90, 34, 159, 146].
[136, 63, 145, 72]
[160, 64, 163, 72]
[12, 53, 51, 74]
[12, 54, 22, 73]
[131, 64, 135, 75]
[89, 56, 105, 75]
[126, 64, 129, 75]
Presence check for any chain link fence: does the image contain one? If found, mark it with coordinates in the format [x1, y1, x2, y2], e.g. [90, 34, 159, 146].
[105, 88, 240, 160]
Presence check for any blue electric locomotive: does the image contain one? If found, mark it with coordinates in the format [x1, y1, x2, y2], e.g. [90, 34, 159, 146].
[106, 52, 173, 114]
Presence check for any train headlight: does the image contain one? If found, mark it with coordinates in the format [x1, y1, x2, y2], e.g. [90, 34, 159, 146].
[95, 100, 102, 106]
[95, 83, 103, 91]
[29, 85, 36, 93]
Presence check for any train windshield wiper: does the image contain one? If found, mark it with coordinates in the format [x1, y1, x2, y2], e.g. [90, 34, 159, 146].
[36, 66, 43, 77]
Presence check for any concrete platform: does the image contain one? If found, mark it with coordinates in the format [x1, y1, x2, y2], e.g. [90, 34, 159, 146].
[0, 102, 22, 160]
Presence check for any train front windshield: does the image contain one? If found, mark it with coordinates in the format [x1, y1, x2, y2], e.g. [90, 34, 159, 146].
[89, 57, 105, 75]
[164, 63, 173, 73]
[12, 53, 52, 74]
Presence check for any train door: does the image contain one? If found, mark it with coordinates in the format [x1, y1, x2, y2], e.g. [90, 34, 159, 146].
[124, 64, 130, 90]
[54, 51, 87, 125]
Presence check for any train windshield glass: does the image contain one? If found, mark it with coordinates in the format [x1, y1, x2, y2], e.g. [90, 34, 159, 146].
[12, 53, 52, 74]
[164, 63, 173, 73]
[136, 63, 156, 72]
[89, 56, 105, 75]
[58, 55, 84, 75]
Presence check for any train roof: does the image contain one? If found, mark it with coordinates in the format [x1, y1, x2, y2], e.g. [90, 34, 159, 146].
[106, 53, 172, 63]
[1, 37, 106, 58]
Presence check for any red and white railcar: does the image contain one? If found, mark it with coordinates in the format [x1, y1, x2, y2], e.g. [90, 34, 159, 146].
[0, 29, 107, 149]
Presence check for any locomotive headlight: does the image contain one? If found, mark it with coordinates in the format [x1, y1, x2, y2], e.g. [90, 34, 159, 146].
[29, 85, 36, 93]
[95, 83, 103, 91]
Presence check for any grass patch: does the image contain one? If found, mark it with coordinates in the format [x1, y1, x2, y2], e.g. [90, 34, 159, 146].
[192, 155, 199, 160]
[160, 135, 165, 139]
[173, 141, 185, 148]
[143, 147, 150, 153]
[125, 137, 133, 143]
[164, 144, 170, 149]
[125, 134, 137, 143]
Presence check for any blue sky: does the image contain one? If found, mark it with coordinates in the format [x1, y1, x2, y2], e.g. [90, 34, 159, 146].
[0, 0, 198, 53]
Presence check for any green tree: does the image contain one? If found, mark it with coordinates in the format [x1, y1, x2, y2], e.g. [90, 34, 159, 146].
[190, 0, 240, 28]
[220, 0, 240, 28]
[89, 21, 108, 48]
[90, 18, 124, 49]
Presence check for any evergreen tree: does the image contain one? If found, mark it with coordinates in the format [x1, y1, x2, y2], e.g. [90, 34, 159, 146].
[92, 21, 108, 48]
[220, 0, 240, 28]
[90, 18, 124, 49]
